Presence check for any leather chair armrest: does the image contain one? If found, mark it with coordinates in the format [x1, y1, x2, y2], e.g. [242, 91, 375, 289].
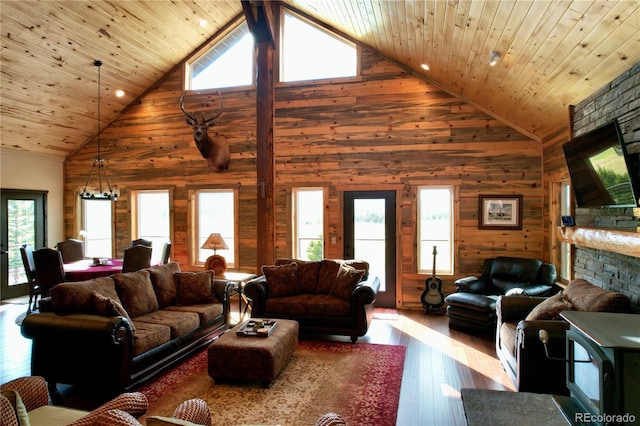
[244, 276, 268, 315]
[496, 295, 547, 324]
[351, 275, 380, 305]
[0, 376, 49, 412]
[517, 319, 570, 349]
[454, 276, 492, 294]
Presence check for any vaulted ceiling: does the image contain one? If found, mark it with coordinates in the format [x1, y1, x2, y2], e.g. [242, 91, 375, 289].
[2, 1, 639, 159]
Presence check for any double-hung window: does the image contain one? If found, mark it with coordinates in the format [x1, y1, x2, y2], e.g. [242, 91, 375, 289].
[292, 188, 325, 260]
[131, 190, 170, 263]
[417, 186, 454, 275]
[195, 189, 236, 266]
[82, 200, 113, 258]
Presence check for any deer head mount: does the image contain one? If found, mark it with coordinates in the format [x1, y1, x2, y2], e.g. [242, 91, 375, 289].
[180, 91, 230, 172]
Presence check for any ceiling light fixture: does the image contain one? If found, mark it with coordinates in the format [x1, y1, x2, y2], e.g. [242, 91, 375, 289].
[79, 60, 119, 201]
[489, 51, 501, 66]
[421, 63, 430, 71]
[115, 89, 125, 97]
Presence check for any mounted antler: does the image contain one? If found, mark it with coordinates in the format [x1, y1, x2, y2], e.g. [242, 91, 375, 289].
[180, 92, 230, 172]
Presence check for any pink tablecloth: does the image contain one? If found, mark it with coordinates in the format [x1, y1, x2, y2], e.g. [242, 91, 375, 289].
[64, 259, 123, 282]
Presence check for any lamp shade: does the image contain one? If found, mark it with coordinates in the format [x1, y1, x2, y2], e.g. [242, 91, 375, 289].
[201, 233, 229, 251]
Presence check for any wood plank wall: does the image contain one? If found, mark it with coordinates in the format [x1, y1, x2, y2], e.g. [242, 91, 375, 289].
[64, 45, 545, 309]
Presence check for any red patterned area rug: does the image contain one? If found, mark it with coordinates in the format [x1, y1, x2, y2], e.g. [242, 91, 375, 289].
[137, 340, 405, 426]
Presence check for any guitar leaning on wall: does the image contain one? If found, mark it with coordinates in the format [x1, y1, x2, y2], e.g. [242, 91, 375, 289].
[421, 245, 445, 313]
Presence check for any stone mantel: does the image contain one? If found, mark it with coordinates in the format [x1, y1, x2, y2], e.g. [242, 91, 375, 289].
[557, 226, 640, 259]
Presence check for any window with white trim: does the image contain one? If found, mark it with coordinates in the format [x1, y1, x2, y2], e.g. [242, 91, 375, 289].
[196, 189, 235, 266]
[292, 188, 324, 260]
[418, 186, 454, 275]
[82, 200, 113, 258]
[280, 11, 357, 83]
[131, 190, 170, 263]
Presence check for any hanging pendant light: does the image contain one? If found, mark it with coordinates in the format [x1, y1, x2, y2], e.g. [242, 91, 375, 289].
[79, 60, 119, 201]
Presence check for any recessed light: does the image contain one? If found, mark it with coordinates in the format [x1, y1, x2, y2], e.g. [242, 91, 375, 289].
[421, 63, 430, 71]
[489, 51, 500, 66]
[115, 89, 125, 97]
[199, 19, 208, 28]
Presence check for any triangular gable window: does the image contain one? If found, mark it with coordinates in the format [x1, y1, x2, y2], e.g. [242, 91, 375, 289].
[280, 11, 357, 83]
[188, 21, 254, 90]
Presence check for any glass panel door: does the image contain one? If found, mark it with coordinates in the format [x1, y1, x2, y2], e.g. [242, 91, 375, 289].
[344, 191, 396, 307]
[1, 190, 46, 300]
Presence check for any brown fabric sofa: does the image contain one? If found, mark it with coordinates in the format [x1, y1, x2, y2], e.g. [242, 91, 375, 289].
[496, 278, 633, 395]
[244, 258, 379, 342]
[0, 376, 211, 426]
[21, 262, 227, 393]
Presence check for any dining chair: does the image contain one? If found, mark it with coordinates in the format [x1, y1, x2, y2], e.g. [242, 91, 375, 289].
[32, 248, 66, 297]
[20, 244, 41, 314]
[122, 245, 153, 273]
[56, 238, 85, 263]
[131, 238, 152, 248]
[160, 241, 172, 264]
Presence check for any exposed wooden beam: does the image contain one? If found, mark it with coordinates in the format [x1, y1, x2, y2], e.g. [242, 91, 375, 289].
[242, 0, 276, 46]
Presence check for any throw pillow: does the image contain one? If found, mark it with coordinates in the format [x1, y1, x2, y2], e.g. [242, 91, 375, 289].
[174, 271, 217, 306]
[329, 263, 365, 300]
[1, 390, 30, 426]
[113, 270, 159, 318]
[148, 262, 181, 308]
[50, 276, 121, 313]
[262, 263, 299, 297]
[317, 259, 341, 294]
[525, 292, 572, 321]
[339, 259, 370, 281]
[563, 278, 632, 312]
[93, 293, 136, 332]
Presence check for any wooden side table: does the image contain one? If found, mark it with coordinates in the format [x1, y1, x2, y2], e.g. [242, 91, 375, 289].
[215, 272, 256, 324]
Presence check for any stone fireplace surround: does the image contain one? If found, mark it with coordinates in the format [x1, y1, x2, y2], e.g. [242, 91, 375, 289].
[564, 62, 640, 307]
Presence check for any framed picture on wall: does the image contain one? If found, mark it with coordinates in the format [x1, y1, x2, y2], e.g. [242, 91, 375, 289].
[478, 195, 523, 230]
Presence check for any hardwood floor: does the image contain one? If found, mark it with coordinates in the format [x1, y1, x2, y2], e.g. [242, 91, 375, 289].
[0, 299, 514, 425]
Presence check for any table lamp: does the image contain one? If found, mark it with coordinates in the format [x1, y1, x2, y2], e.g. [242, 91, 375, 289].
[202, 233, 229, 276]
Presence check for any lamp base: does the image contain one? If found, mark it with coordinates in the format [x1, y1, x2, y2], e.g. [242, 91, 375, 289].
[205, 254, 227, 276]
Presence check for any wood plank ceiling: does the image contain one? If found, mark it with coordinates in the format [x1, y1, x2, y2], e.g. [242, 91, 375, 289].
[2, 1, 639, 159]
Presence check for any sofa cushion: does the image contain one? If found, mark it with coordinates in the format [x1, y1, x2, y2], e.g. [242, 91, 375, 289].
[148, 262, 181, 308]
[337, 259, 370, 281]
[131, 322, 171, 356]
[490, 257, 542, 292]
[174, 271, 217, 306]
[266, 294, 312, 316]
[563, 278, 631, 312]
[134, 310, 199, 340]
[318, 259, 341, 294]
[276, 258, 322, 293]
[262, 263, 299, 297]
[306, 294, 351, 317]
[28, 405, 88, 425]
[165, 303, 224, 326]
[92, 293, 136, 332]
[1, 390, 29, 426]
[329, 263, 365, 300]
[50, 276, 121, 313]
[114, 270, 159, 318]
[525, 292, 572, 321]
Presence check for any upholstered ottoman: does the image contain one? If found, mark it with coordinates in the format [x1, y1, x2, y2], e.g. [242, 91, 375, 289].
[445, 293, 499, 334]
[207, 319, 298, 387]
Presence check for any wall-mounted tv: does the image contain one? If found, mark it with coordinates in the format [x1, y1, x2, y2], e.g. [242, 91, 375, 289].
[563, 119, 639, 208]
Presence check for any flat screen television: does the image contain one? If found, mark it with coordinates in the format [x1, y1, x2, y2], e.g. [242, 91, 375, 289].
[563, 119, 640, 208]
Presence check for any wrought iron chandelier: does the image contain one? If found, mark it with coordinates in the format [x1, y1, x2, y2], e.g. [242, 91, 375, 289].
[79, 60, 119, 201]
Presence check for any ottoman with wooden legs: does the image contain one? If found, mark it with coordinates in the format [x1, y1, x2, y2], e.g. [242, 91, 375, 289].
[207, 319, 298, 387]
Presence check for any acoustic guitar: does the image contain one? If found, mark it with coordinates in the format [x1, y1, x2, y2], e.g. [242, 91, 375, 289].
[421, 246, 444, 311]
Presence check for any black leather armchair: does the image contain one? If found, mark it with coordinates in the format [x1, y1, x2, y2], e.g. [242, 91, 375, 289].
[445, 257, 558, 333]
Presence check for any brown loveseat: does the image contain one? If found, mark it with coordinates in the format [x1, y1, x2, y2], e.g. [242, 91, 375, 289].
[496, 278, 632, 395]
[244, 258, 379, 342]
[21, 262, 227, 393]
